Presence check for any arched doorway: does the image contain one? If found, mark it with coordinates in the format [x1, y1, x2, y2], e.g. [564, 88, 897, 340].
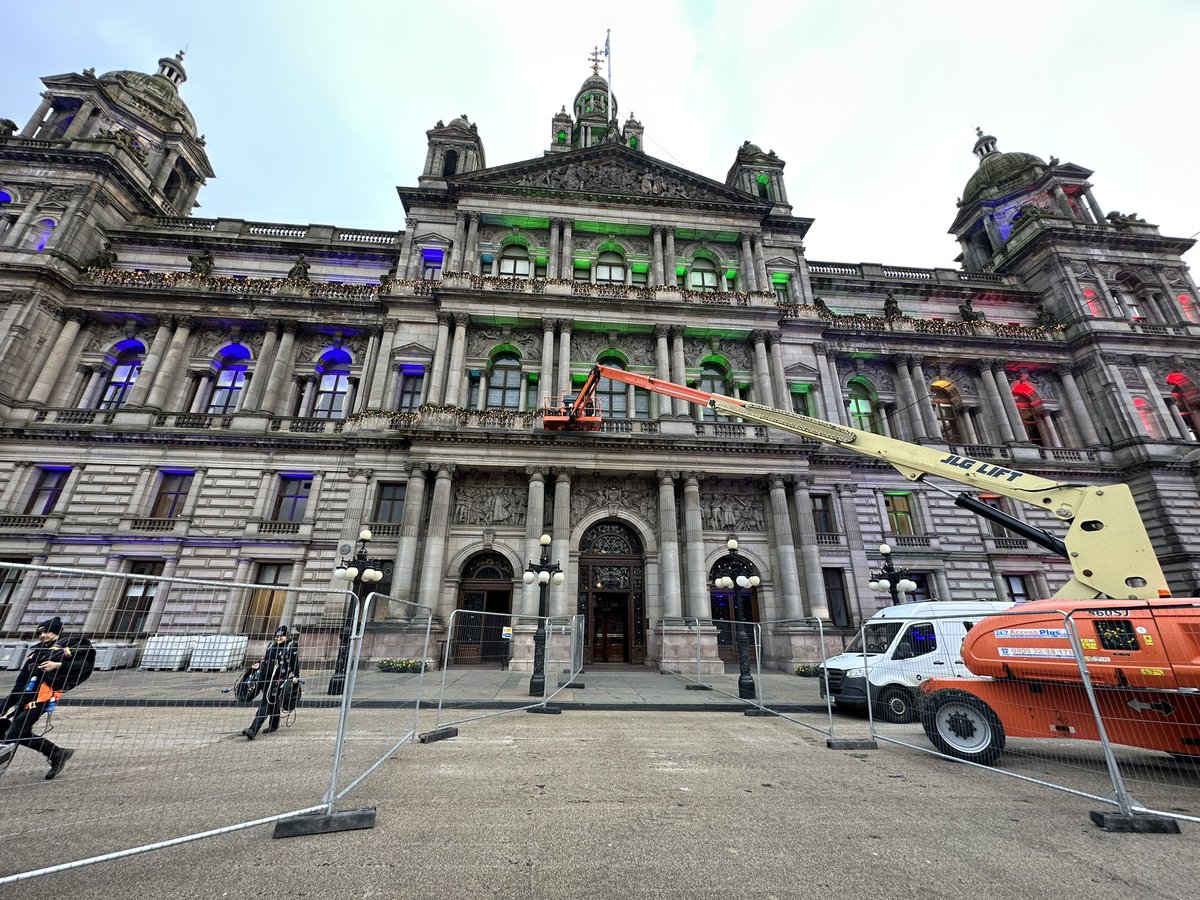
[454, 551, 514, 665]
[709, 553, 761, 663]
[577, 521, 646, 665]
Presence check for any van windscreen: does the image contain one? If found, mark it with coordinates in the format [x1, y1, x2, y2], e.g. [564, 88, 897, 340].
[846, 621, 903, 655]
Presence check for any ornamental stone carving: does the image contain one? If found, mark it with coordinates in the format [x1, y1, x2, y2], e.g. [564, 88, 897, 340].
[452, 480, 528, 527]
[569, 476, 657, 529]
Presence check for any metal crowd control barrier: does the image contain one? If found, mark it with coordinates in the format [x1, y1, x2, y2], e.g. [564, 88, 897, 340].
[853, 605, 1199, 832]
[426, 609, 584, 734]
[0, 561, 362, 884]
[752, 617, 836, 739]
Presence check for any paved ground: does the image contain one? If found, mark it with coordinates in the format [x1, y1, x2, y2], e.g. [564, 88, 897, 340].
[1, 666, 1197, 897]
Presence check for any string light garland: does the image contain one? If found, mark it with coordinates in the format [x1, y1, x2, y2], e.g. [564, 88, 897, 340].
[343, 404, 546, 430]
[780, 303, 1066, 339]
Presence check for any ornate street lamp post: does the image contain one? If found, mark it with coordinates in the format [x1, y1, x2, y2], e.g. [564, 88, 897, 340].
[524, 533, 565, 696]
[714, 537, 759, 700]
[868, 543, 917, 607]
[328, 528, 385, 695]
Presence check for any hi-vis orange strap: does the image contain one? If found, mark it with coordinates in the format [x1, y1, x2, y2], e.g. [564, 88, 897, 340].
[26, 682, 63, 710]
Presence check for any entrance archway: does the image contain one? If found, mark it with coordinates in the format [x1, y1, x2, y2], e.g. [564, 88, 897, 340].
[577, 521, 646, 665]
[709, 553, 761, 663]
[454, 551, 514, 666]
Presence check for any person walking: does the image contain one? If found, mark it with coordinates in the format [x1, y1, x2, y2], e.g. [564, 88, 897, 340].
[0, 617, 93, 780]
[241, 625, 300, 740]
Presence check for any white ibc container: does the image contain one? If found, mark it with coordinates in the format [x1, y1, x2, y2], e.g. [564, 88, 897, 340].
[0, 640, 31, 670]
[187, 634, 248, 672]
[117, 645, 140, 669]
[139, 634, 199, 671]
[92, 642, 128, 671]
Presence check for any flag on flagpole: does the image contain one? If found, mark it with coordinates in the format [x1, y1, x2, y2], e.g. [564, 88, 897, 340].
[605, 30, 613, 122]
[604, 31, 610, 57]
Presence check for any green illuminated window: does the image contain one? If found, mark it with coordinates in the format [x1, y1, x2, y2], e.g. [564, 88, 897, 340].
[499, 245, 530, 278]
[487, 353, 522, 410]
[697, 363, 730, 421]
[688, 258, 719, 293]
[596, 250, 626, 285]
[629, 135, 638, 149]
[557, 130, 568, 144]
[847, 383, 880, 434]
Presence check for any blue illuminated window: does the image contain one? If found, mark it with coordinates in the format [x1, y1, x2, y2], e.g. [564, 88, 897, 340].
[273, 476, 312, 522]
[99, 346, 144, 409]
[25, 467, 70, 515]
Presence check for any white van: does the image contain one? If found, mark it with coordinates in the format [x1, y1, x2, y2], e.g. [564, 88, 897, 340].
[819, 600, 1014, 723]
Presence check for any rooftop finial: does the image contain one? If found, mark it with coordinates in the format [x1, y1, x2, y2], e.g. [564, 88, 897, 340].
[588, 46, 603, 75]
[972, 126, 998, 161]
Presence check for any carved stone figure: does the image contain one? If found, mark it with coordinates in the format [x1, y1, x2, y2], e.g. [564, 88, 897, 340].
[1035, 304, 1058, 329]
[379, 261, 398, 287]
[959, 297, 984, 322]
[813, 296, 832, 316]
[0, 119, 17, 138]
[188, 249, 215, 277]
[287, 254, 311, 281]
[84, 240, 117, 269]
[883, 290, 902, 319]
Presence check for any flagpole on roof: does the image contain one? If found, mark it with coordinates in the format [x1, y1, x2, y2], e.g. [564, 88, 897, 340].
[605, 29, 613, 126]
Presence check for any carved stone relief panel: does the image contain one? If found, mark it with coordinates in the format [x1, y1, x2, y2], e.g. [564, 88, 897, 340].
[701, 479, 766, 533]
[569, 475, 657, 529]
[451, 473, 529, 527]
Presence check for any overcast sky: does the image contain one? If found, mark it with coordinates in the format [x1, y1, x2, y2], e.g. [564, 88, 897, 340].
[3, 0, 1197, 268]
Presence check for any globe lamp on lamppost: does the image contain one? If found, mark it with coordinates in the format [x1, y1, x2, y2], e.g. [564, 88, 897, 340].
[524, 533, 565, 696]
[715, 537, 759, 700]
[328, 528, 385, 695]
[868, 543, 917, 607]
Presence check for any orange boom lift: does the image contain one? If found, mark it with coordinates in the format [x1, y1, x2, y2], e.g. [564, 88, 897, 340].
[544, 365, 1200, 765]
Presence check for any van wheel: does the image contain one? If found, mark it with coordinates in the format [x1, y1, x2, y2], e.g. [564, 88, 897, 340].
[921, 689, 1005, 766]
[876, 686, 918, 724]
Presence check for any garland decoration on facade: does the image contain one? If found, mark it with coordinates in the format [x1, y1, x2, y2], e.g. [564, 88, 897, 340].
[780, 303, 1066, 339]
[343, 403, 545, 429]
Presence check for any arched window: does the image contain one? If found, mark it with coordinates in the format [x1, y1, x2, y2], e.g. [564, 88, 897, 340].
[847, 382, 881, 434]
[697, 363, 729, 420]
[313, 348, 352, 419]
[29, 218, 56, 252]
[486, 352, 522, 410]
[1012, 383, 1046, 446]
[1179, 295, 1199, 324]
[499, 244, 529, 277]
[930, 384, 965, 443]
[442, 149, 459, 177]
[1167, 372, 1200, 441]
[207, 345, 250, 414]
[596, 358, 629, 418]
[688, 258, 719, 292]
[1133, 397, 1163, 439]
[1082, 288, 1102, 317]
[596, 250, 625, 284]
[98, 345, 144, 410]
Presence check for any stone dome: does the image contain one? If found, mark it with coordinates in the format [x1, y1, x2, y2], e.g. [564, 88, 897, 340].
[98, 60, 196, 136]
[574, 72, 616, 119]
[962, 130, 1046, 204]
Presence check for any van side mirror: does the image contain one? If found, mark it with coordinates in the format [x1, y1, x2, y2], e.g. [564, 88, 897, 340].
[892, 642, 914, 661]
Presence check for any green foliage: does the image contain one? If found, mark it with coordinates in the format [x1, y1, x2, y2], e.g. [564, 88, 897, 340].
[795, 664, 822, 677]
[376, 657, 430, 673]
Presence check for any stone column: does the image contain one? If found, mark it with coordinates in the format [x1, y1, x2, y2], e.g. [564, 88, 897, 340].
[790, 475, 830, 619]
[416, 464, 455, 619]
[738, 233, 756, 292]
[1056, 364, 1101, 446]
[681, 474, 708, 619]
[240, 325, 278, 412]
[464, 213, 480, 274]
[539, 319, 556, 407]
[153, 148, 181, 192]
[1084, 188, 1105, 225]
[561, 220, 573, 275]
[521, 468, 548, 617]
[1134, 355, 1176, 440]
[768, 475, 803, 619]
[451, 212, 467, 271]
[21, 92, 54, 137]
[390, 464, 429, 617]
[355, 328, 382, 414]
[547, 219, 561, 280]
[992, 363, 1029, 441]
[62, 101, 95, 140]
[654, 325, 671, 418]
[651, 226, 664, 286]
[751, 331, 774, 408]
[752, 234, 769, 290]
[550, 470, 572, 617]
[219, 560, 255, 633]
[145, 317, 195, 410]
[79, 366, 107, 409]
[443, 316, 469, 407]
[259, 322, 299, 415]
[767, 334, 789, 412]
[2, 184, 48, 248]
[933, 569, 953, 603]
[25, 312, 83, 405]
[556, 319, 572, 398]
[43, 185, 90, 252]
[892, 357, 927, 440]
[836, 482, 871, 623]
[910, 358, 941, 438]
[401, 218, 420, 280]
[816, 343, 844, 425]
[427, 313, 452, 405]
[187, 372, 213, 414]
[367, 320, 398, 410]
[657, 471, 683, 619]
[663, 229, 677, 285]
[975, 362, 1016, 443]
[670, 328, 688, 416]
[124, 320, 173, 408]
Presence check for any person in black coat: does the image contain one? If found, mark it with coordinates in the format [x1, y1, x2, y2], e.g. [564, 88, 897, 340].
[0, 617, 84, 779]
[241, 625, 300, 740]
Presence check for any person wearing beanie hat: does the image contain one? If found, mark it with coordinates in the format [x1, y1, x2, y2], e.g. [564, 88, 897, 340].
[1, 616, 92, 780]
[241, 624, 301, 741]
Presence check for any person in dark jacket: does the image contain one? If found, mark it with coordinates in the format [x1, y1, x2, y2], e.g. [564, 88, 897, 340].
[241, 625, 300, 740]
[0, 617, 82, 779]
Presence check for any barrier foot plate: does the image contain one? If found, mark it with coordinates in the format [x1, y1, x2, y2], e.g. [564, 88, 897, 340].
[1089, 811, 1180, 833]
[273, 807, 376, 839]
[685, 683, 713, 691]
[744, 708, 777, 717]
[827, 738, 878, 750]
[558, 679, 585, 689]
[419, 726, 459, 743]
[527, 705, 562, 715]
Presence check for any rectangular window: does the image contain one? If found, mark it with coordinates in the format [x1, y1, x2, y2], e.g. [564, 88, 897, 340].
[812, 494, 835, 533]
[374, 482, 407, 524]
[421, 248, 443, 281]
[573, 263, 590, 281]
[110, 560, 164, 637]
[774, 282, 791, 304]
[207, 368, 246, 414]
[792, 390, 814, 417]
[25, 467, 70, 515]
[1003, 574, 1031, 603]
[630, 268, 648, 287]
[273, 476, 312, 522]
[689, 270, 719, 292]
[885, 493, 915, 537]
[467, 374, 481, 410]
[534, 260, 547, 279]
[900, 623, 938, 658]
[821, 568, 850, 628]
[150, 472, 194, 519]
[0, 559, 29, 627]
[398, 367, 425, 412]
[979, 494, 1008, 537]
[243, 562, 291, 636]
[633, 387, 650, 419]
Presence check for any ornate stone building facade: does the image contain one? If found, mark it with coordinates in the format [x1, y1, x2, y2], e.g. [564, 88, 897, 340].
[1, 54, 1198, 669]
